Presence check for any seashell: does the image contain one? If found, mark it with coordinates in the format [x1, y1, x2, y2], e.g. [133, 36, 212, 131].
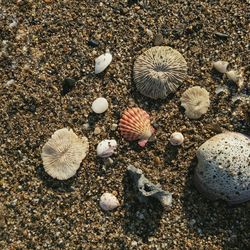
[95, 49, 112, 74]
[91, 97, 109, 114]
[127, 165, 172, 207]
[96, 139, 117, 158]
[134, 46, 187, 99]
[226, 69, 244, 89]
[212, 60, 229, 73]
[194, 132, 250, 204]
[170, 132, 184, 146]
[119, 108, 155, 147]
[41, 128, 89, 180]
[99, 192, 120, 211]
[180, 86, 210, 119]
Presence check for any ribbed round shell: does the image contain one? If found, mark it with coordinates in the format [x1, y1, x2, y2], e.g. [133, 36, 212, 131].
[134, 46, 187, 99]
[41, 128, 89, 180]
[180, 86, 210, 119]
[119, 108, 154, 142]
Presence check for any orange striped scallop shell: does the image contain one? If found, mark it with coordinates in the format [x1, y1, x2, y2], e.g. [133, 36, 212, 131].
[119, 108, 155, 147]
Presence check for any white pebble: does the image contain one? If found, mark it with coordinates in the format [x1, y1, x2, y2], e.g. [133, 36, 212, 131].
[110, 123, 118, 131]
[6, 79, 15, 86]
[96, 139, 117, 158]
[99, 192, 120, 211]
[91, 97, 108, 114]
[170, 132, 184, 146]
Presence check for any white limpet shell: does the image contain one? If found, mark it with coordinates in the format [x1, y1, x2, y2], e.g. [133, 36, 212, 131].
[212, 60, 229, 73]
[226, 69, 244, 89]
[99, 192, 120, 211]
[95, 49, 112, 74]
[41, 128, 89, 180]
[91, 97, 109, 114]
[170, 132, 184, 146]
[96, 139, 117, 158]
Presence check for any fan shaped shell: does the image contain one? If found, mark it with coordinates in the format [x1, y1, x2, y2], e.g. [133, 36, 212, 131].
[41, 128, 89, 180]
[134, 46, 187, 99]
[119, 108, 154, 145]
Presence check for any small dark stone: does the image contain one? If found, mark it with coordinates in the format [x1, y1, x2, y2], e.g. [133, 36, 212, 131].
[67, 105, 75, 113]
[87, 39, 99, 47]
[154, 33, 164, 46]
[214, 31, 229, 38]
[62, 78, 76, 95]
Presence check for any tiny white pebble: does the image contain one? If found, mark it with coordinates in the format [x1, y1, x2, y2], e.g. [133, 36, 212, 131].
[6, 79, 15, 86]
[99, 192, 120, 211]
[91, 97, 109, 114]
[94, 126, 101, 135]
[110, 123, 118, 131]
[170, 132, 184, 146]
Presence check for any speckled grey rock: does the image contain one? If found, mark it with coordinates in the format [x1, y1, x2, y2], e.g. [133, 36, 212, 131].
[127, 165, 172, 207]
[194, 132, 250, 204]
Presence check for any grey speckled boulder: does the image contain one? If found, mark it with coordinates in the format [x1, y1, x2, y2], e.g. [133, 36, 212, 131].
[194, 132, 250, 204]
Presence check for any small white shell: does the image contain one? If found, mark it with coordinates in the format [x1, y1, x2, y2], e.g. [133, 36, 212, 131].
[91, 97, 109, 114]
[170, 132, 184, 146]
[95, 49, 112, 74]
[99, 192, 120, 211]
[212, 61, 229, 73]
[96, 139, 117, 158]
[226, 69, 244, 89]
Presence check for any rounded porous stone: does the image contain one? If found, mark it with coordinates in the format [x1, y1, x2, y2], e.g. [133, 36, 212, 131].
[194, 132, 250, 204]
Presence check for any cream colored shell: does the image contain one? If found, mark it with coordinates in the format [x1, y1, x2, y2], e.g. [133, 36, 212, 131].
[41, 128, 89, 180]
[134, 46, 187, 99]
[180, 86, 210, 119]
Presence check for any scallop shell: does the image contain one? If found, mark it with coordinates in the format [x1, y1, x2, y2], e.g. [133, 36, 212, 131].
[212, 60, 229, 73]
[134, 46, 187, 99]
[119, 108, 155, 147]
[99, 192, 120, 211]
[95, 49, 112, 74]
[41, 128, 89, 180]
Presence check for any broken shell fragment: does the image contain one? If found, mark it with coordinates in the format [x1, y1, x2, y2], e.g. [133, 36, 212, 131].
[134, 46, 187, 99]
[119, 108, 155, 147]
[41, 128, 89, 180]
[226, 69, 244, 89]
[91, 97, 109, 114]
[95, 49, 112, 74]
[96, 139, 117, 158]
[99, 192, 120, 211]
[212, 60, 229, 73]
[127, 165, 172, 207]
[180, 86, 210, 119]
[170, 132, 184, 146]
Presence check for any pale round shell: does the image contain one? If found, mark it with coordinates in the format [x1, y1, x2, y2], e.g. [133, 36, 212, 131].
[194, 132, 250, 204]
[95, 50, 112, 74]
[41, 128, 89, 180]
[170, 132, 184, 146]
[91, 97, 109, 114]
[119, 108, 154, 142]
[134, 46, 187, 99]
[180, 86, 210, 119]
[99, 192, 120, 211]
[212, 60, 229, 73]
[96, 139, 117, 158]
